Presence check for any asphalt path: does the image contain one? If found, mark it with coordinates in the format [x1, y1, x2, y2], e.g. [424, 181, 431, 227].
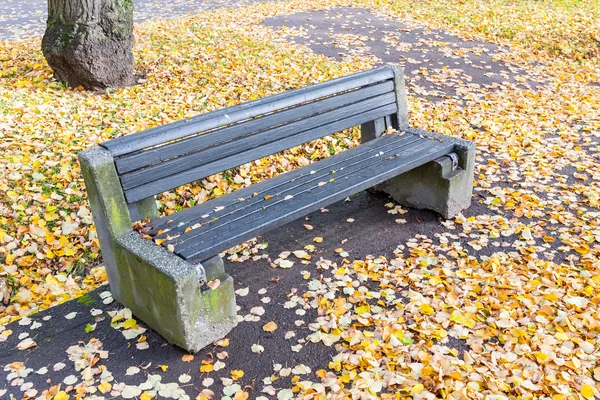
[264, 7, 545, 101]
[0, 0, 264, 40]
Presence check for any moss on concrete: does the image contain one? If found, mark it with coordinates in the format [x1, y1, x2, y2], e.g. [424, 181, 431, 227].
[78, 147, 132, 301]
[77, 294, 96, 307]
[114, 231, 236, 352]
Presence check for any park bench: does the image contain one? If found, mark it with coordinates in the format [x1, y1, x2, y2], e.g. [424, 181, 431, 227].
[79, 66, 475, 352]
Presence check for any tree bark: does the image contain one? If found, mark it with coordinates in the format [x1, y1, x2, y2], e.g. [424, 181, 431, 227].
[42, 0, 135, 90]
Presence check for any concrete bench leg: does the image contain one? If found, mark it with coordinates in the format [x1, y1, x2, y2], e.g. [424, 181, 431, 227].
[375, 131, 476, 219]
[128, 197, 159, 222]
[79, 147, 236, 353]
[115, 232, 236, 352]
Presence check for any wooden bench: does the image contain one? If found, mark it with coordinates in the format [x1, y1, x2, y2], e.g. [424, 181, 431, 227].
[79, 66, 475, 352]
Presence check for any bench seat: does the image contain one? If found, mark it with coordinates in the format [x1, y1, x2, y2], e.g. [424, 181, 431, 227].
[145, 129, 454, 263]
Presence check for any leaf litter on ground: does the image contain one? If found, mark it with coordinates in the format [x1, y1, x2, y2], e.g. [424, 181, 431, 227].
[0, 0, 599, 398]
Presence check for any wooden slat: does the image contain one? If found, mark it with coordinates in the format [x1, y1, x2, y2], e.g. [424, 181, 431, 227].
[101, 67, 395, 157]
[175, 139, 454, 262]
[123, 101, 398, 203]
[120, 92, 395, 191]
[148, 134, 422, 238]
[115, 81, 394, 174]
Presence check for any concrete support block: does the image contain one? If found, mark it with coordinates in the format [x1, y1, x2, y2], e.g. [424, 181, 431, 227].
[389, 66, 409, 130]
[200, 255, 226, 282]
[78, 147, 132, 301]
[361, 117, 386, 143]
[129, 197, 160, 222]
[115, 231, 237, 352]
[79, 147, 236, 352]
[376, 127, 475, 219]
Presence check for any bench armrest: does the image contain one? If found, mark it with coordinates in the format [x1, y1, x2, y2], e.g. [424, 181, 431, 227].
[78, 146, 134, 298]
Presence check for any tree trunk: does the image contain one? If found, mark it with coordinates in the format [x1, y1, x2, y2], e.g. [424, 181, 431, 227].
[42, 0, 135, 90]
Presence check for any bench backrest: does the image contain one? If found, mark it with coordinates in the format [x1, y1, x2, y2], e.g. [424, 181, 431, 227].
[100, 66, 408, 205]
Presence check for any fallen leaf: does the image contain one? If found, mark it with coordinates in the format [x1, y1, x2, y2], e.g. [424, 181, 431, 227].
[263, 321, 278, 332]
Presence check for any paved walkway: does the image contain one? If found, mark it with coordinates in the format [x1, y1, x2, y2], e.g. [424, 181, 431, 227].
[264, 7, 545, 101]
[0, 0, 262, 40]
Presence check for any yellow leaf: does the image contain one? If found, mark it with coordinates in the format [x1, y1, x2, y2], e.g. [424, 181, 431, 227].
[123, 318, 138, 329]
[543, 293, 558, 301]
[200, 360, 214, 373]
[449, 310, 465, 325]
[329, 359, 341, 371]
[581, 385, 595, 399]
[447, 371, 463, 380]
[98, 382, 111, 394]
[428, 276, 442, 285]
[422, 366, 435, 376]
[576, 245, 590, 255]
[231, 369, 244, 380]
[355, 304, 370, 315]
[140, 392, 154, 400]
[293, 250, 310, 259]
[45, 233, 55, 244]
[59, 236, 69, 247]
[535, 352, 550, 364]
[420, 304, 435, 315]
[54, 391, 69, 400]
[313, 237, 323, 243]
[263, 321, 277, 332]
[182, 354, 194, 362]
[234, 391, 249, 400]
[411, 384, 424, 394]
[159, 365, 168, 372]
[555, 331, 569, 341]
